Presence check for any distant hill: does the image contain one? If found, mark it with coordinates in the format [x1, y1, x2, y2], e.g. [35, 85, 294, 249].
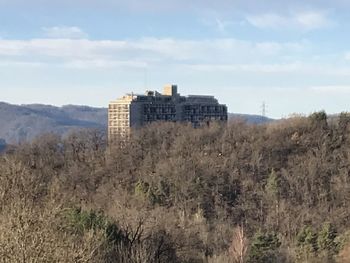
[0, 138, 6, 153]
[0, 102, 275, 144]
[229, 113, 274, 124]
[0, 102, 107, 144]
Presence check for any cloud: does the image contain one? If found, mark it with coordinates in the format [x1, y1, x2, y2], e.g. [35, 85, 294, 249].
[309, 86, 350, 94]
[42, 26, 88, 39]
[294, 12, 333, 30]
[246, 11, 333, 30]
[1, 37, 349, 79]
[345, 52, 350, 60]
[0, 38, 306, 69]
[187, 61, 350, 77]
[215, 18, 227, 33]
[2, 37, 349, 78]
[208, 18, 240, 34]
[63, 59, 147, 69]
[2, 0, 350, 13]
[246, 14, 287, 29]
[187, 62, 307, 73]
[0, 60, 45, 67]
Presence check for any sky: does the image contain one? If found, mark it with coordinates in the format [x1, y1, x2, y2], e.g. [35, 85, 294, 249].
[1, 0, 350, 118]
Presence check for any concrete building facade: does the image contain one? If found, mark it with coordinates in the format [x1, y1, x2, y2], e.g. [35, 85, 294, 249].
[108, 85, 228, 142]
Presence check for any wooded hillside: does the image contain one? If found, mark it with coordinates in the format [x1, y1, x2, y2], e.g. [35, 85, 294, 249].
[1, 111, 350, 262]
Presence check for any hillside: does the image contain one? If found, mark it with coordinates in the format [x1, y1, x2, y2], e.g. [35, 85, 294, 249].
[0, 102, 107, 143]
[228, 113, 274, 124]
[0, 139, 5, 153]
[0, 102, 273, 144]
[1, 113, 350, 262]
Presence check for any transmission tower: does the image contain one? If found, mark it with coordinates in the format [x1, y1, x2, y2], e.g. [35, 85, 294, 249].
[261, 101, 267, 117]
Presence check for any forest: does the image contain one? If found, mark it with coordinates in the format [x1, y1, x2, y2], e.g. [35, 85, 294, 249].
[1, 111, 350, 262]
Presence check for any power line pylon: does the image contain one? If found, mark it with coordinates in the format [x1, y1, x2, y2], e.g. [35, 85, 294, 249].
[261, 101, 267, 117]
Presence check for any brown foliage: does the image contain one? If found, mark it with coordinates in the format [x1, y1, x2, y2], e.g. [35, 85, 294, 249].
[1, 114, 350, 262]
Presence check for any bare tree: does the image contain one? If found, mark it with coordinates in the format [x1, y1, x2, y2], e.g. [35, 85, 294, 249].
[229, 225, 248, 263]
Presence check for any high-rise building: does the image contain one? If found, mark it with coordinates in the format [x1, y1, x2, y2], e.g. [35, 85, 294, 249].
[108, 85, 228, 142]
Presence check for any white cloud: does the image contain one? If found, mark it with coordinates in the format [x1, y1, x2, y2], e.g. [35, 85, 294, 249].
[246, 14, 288, 29]
[203, 18, 238, 34]
[0, 60, 45, 67]
[187, 62, 307, 73]
[2, 0, 350, 14]
[42, 26, 88, 39]
[1, 37, 349, 79]
[215, 18, 226, 33]
[1, 37, 348, 77]
[246, 11, 333, 30]
[295, 12, 333, 30]
[63, 59, 147, 69]
[309, 86, 350, 94]
[0, 37, 306, 69]
[187, 62, 350, 77]
[345, 52, 350, 60]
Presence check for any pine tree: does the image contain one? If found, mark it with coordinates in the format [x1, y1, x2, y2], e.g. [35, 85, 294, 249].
[296, 226, 318, 261]
[248, 231, 281, 263]
[317, 222, 338, 258]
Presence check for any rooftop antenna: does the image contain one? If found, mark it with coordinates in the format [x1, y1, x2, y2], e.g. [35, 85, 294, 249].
[261, 101, 267, 117]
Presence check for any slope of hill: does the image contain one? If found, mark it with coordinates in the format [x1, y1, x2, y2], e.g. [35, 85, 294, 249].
[0, 102, 275, 144]
[0, 138, 6, 153]
[0, 102, 107, 143]
[229, 113, 274, 124]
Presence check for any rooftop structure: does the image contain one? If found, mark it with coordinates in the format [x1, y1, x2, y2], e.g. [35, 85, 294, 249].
[108, 85, 228, 142]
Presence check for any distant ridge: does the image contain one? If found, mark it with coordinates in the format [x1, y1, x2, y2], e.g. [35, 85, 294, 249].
[0, 102, 107, 144]
[229, 113, 274, 124]
[0, 138, 6, 152]
[0, 102, 274, 144]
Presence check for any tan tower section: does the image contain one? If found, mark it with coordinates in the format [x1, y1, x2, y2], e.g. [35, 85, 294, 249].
[163, 84, 178, 97]
[108, 94, 133, 142]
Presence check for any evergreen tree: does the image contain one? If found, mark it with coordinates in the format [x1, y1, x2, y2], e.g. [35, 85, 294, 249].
[317, 223, 338, 258]
[248, 231, 281, 263]
[296, 226, 318, 261]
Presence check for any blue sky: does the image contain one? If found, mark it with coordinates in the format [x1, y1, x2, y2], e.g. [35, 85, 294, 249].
[1, 0, 350, 118]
